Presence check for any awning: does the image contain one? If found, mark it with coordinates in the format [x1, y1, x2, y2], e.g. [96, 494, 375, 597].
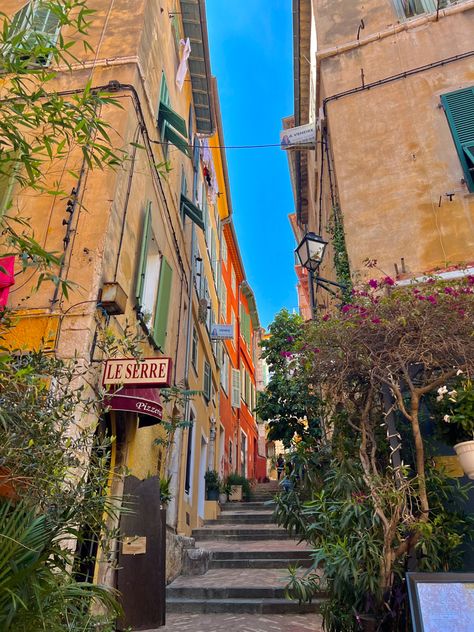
[106, 385, 163, 428]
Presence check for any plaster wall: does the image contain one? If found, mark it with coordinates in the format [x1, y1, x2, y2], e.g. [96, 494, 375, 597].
[316, 7, 474, 279]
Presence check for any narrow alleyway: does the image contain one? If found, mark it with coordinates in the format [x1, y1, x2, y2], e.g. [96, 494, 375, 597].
[146, 483, 323, 632]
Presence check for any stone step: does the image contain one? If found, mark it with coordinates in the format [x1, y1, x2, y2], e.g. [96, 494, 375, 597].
[166, 597, 323, 614]
[222, 502, 274, 511]
[210, 549, 312, 560]
[167, 585, 290, 600]
[206, 512, 274, 525]
[209, 557, 313, 569]
[192, 531, 291, 541]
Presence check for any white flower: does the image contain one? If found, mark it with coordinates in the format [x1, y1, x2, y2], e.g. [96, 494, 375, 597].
[456, 369, 463, 376]
[437, 386, 448, 400]
[448, 390, 458, 399]
[443, 414, 451, 423]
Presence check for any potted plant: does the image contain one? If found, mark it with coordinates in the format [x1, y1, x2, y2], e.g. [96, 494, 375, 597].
[437, 377, 474, 478]
[205, 470, 220, 501]
[226, 473, 251, 501]
[219, 480, 231, 504]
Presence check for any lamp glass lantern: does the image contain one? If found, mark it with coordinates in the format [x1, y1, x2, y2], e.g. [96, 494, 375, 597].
[295, 232, 328, 272]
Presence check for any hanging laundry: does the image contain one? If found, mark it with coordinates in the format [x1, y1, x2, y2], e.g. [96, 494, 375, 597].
[176, 38, 191, 91]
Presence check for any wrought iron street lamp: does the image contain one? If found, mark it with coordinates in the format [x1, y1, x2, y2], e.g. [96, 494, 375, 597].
[295, 232, 328, 271]
[295, 232, 346, 319]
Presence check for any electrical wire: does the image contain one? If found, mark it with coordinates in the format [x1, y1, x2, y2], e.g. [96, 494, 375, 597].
[150, 140, 315, 150]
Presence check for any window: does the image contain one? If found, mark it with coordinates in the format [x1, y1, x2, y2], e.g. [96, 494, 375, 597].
[191, 326, 198, 372]
[231, 267, 237, 297]
[441, 87, 474, 192]
[394, 0, 462, 19]
[203, 360, 211, 402]
[220, 283, 227, 322]
[11, 1, 61, 67]
[232, 310, 237, 348]
[221, 348, 229, 394]
[136, 203, 173, 350]
[157, 74, 190, 157]
[229, 439, 233, 465]
[231, 368, 241, 408]
[221, 237, 228, 267]
[239, 303, 251, 349]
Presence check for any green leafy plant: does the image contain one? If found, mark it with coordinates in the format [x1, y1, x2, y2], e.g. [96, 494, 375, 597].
[159, 476, 172, 506]
[327, 205, 352, 301]
[226, 473, 251, 500]
[204, 470, 220, 492]
[435, 377, 474, 443]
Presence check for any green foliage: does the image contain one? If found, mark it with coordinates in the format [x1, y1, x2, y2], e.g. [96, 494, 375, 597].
[327, 205, 352, 302]
[0, 347, 124, 630]
[0, 501, 120, 632]
[226, 473, 251, 500]
[434, 377, 474, 444]
[256, 309, 321, 446]
[274, 442, 474, 631]
[159, 476, 172, 506]
[204, 470, 220, 492]
[0, 1, 122, 286]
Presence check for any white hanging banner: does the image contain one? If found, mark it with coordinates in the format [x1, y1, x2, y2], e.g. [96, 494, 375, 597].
[280, 122, 316, 150]
[176, 37, 191, 92]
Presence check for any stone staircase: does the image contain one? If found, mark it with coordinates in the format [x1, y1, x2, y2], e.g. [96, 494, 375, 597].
[166, 481, 323, 616]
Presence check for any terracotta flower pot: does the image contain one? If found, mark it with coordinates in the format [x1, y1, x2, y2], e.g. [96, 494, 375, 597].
[454, 440, 474, 479]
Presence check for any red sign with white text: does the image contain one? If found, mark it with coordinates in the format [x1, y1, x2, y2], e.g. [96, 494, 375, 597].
[102, 357, 172, 387]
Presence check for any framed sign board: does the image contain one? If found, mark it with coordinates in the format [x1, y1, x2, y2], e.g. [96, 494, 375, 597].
[407, 572, 474, 632]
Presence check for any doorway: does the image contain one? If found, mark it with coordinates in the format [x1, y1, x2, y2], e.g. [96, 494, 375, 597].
[198, 434, 208, 520]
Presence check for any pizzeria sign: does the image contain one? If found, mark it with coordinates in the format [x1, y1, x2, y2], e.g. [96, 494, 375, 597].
[102, 357, 172, 387]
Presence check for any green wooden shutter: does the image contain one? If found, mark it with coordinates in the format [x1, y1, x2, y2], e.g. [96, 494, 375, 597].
[153, 256, 173, 350]
[441, 88, 474, 192]
[163, 125, 190, 157]
[203, 361, 211, 401]
[158, 102, 188, 138]
[135, 202, 152, 305]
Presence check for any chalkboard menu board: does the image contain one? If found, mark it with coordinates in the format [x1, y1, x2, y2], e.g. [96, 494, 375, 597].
[407, 573, 474, 631]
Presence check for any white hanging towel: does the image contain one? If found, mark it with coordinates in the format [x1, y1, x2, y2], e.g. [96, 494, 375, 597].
[176, 38, 191, 91]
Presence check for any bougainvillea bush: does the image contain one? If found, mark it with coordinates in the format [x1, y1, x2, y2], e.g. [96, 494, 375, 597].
[273, 275, 474, 630]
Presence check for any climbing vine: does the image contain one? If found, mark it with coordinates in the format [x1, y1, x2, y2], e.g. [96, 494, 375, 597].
[327, 205, 352, 302]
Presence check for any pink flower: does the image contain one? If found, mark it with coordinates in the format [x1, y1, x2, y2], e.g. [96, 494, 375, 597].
[280, 351, 293, 358]
[383, 276, 395, 286]
[286, 336, 294, 343]
[368, 279, 378, 289]
[426, 295, 437, 304]
[322, 314, 330, 321]
[313, 348, 321, 354]
[371, 317, 381, 324]
[341, 305, 351, 314]
[467, 275, 474, 285]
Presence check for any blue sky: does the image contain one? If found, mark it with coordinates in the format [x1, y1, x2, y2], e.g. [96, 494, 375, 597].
[206, 0, 297, 329]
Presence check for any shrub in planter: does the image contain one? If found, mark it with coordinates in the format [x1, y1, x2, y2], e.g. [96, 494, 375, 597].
[204, 470, 220, 501]
[226, 473, 251, 501]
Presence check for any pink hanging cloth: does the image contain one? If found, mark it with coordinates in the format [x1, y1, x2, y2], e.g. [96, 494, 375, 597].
[0, 256, 15, 309]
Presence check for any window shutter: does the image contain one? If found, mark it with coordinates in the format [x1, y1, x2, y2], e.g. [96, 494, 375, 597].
[204, 361, 211, 401]
[441, 88, 474, 192]
[152, 256, 173, 349]
[158, 102, 188, 138]
[136, 202, 152, 305]
[163, 125, 190, 157]
[231, 368, 240, 408]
